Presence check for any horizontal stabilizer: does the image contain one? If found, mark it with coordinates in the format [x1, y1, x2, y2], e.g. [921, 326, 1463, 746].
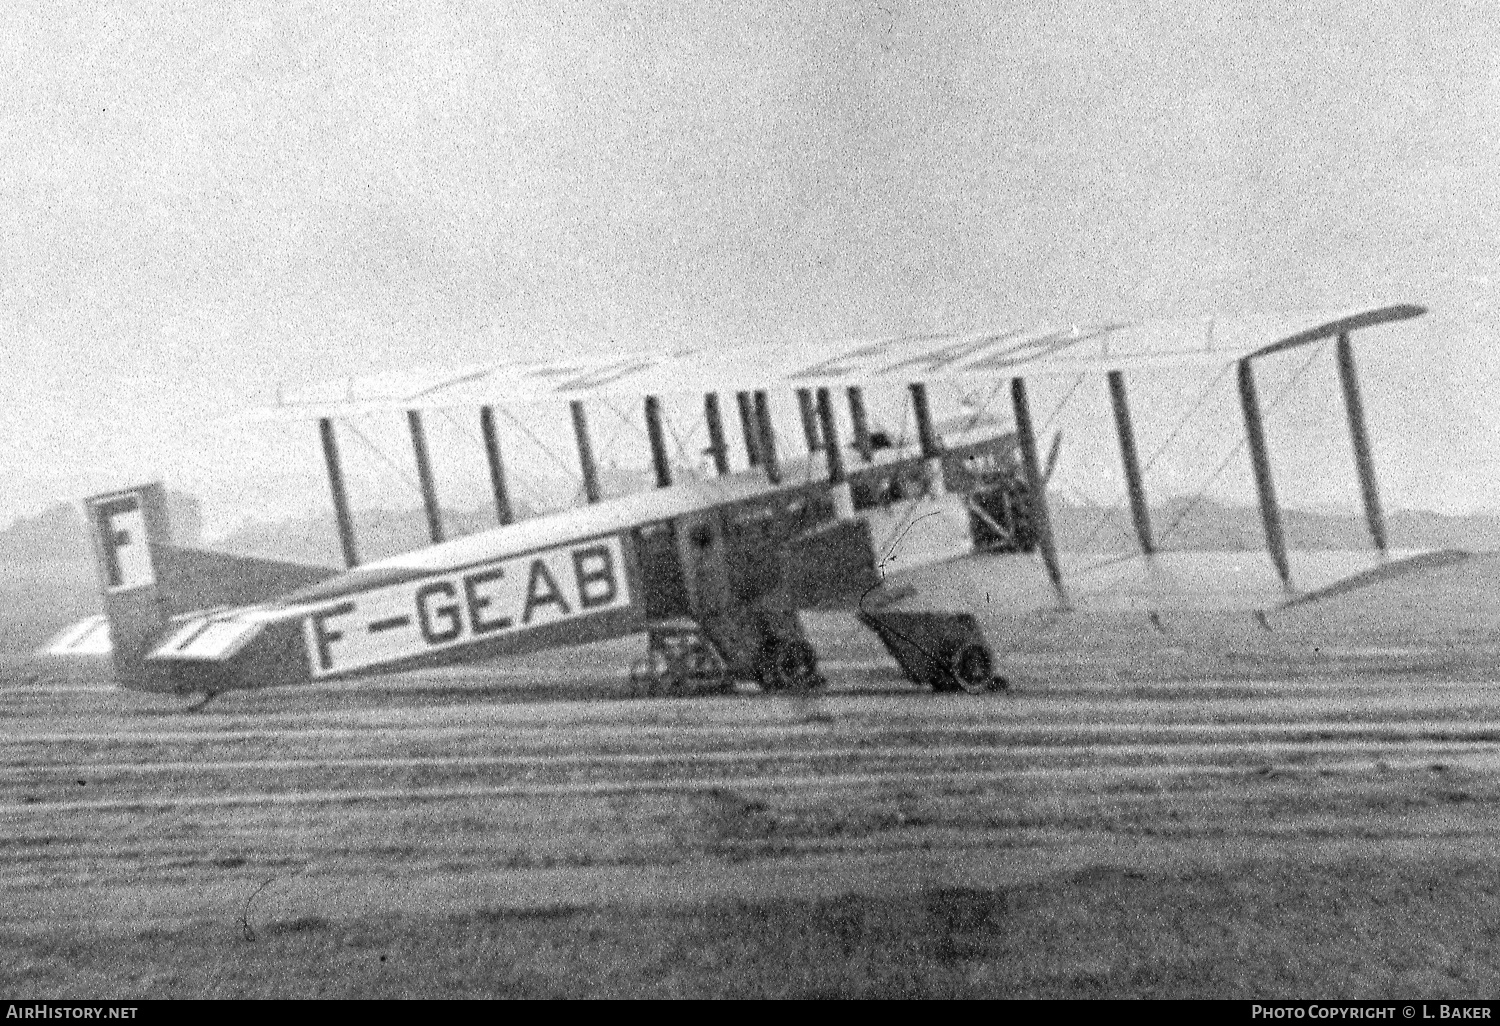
[151, 543, 338, 615]
[39, 615, 112, 657]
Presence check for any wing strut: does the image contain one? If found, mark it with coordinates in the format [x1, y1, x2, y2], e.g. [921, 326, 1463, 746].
[753, 391, 783, 485]
[703, 393, 731, 476]
[909, 382, 942, 457]
[1106, 371, 1156, 555]
[644, 395, 673, 489]
[1335, 333, 1388, 554]
[1011, 378, 1067, 605]
[317, 417, 360, 569]
[1236, 360, 1291, 586]
[736, 391, 762, 468]
[796, 388, 823, 452]
[814, 389, 846, 484]
[479, 406, 515, 526]
[406, 410, 445, 544]
[847, 386, 873, 462]
[816, 387, 855, 518]
[908, 382, 945, 495]
[570, 400, 603, 504]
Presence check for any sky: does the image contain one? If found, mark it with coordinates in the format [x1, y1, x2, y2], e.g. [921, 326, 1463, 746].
[2, 0, 1498, 537]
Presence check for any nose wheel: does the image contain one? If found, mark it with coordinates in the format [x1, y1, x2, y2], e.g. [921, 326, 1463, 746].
[859, 610, 1008, 694]
[939, 642, 1007, 694]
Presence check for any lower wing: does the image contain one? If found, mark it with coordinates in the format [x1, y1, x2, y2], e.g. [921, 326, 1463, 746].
[872, 546, 1470, 615]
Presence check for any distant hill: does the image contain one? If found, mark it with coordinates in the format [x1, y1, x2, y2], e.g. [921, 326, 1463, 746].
[6, 489, 1500, 575]
[0, 492, 203, 578]
[1050, 497, 1500, 552]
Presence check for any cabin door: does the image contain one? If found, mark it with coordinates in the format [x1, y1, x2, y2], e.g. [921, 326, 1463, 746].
[674, 509, 734, 617]
[633, 521, 691, 619]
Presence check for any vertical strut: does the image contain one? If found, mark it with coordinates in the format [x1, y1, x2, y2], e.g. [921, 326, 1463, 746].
[752, 390, 782, 485]
[1336, 333, 1388, 554]
[478, 406, 514, 526]
[407, 410, 444, 544]
[644, 395, 673, 489]
[1237, 360, 1291, 586]
[847, 386, 873, 461]
[796, 388, 822, 452]
[908, 382, 942, 458]
[816, 387, 853, 518]
[318, 417, 360, 569]
[814, 388, 846, 484]
[703, 393, 731, 476]
[1106, 371, 1156, 555]
[1010, 378, 1067, 604]
[909, 381, 945, 494]
[570, 400, 602, 504]
[736, 391, 762, 467]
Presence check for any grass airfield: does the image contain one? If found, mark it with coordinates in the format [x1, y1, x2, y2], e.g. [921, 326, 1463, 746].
[3, 555, 1500, 998]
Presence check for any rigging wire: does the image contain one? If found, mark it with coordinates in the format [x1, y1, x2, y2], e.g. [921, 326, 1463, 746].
[1041, 374, 1087, 432]
[599, 397, 644, 438]
[342, 417, 424, 498]
[1077, 344, 1328, 571]
[1153, 344, 1326, 550]
[960, 370, 1083, 433]
[594, 397, 641, 469]
[962, 377, 1008, 431]
[1069, 362, 1237, 557]
[497, 405, 584, 486]
[662, 406, 704, 476]
[433, 407, 549, 514]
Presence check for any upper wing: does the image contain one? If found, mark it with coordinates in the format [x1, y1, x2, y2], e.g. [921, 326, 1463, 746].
[244, 304, 1424, 421]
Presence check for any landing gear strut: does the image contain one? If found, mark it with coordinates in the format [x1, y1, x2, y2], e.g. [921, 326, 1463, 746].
[859, 610, 1008, 693]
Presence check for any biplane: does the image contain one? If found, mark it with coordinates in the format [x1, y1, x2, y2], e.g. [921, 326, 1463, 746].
[40, 302, 1467, 700]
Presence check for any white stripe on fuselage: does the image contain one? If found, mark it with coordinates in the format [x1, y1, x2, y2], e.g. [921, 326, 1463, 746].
[302, 535, 632, 678]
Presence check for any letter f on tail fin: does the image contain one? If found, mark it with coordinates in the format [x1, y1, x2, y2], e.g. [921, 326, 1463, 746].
[85, 482, 172, 689]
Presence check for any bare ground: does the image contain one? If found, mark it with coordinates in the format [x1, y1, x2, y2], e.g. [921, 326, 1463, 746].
[6, 572, 1500, 997]
[6, 852, 1500, 998]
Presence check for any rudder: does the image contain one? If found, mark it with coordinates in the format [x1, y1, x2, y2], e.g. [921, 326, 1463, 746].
[85, 482, 172, 689]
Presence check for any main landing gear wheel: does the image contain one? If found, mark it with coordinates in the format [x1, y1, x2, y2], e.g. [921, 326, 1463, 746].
[935, 642, 1007, 694]
[685, 644, 734, 695]
[629, 628, 733, 697]
[628, 649, 681, 697]
[758, 638, 825, 693]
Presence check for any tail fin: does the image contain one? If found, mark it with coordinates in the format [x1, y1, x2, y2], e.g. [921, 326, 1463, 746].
[84, 483, 172, 688]
[84, 482, 339, 691]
